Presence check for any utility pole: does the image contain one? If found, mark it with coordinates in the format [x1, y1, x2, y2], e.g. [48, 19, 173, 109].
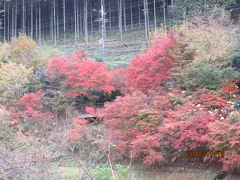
[99, 0, 107, 58]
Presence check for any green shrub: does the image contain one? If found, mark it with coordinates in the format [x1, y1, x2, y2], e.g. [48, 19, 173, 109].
[178, 61, 240, 90]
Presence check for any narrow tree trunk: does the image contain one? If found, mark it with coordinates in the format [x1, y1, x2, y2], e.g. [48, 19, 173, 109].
[39, 2, 41, 45]
[108, 0, 111, 31]
[53, 0, 57, 46]
[4, 0, 6, 42]
[143, 0, 149, 40]
[103, 0, 106, 40]
[118, 0, 123, 41]
[84, 0, 89, 46]
[35, 6, 38, 41]
[50, 2, 53, 41]
[90, 7, 93, 34]
[63, 0, 66, 44]
[130, 0, 133, 29]
[146, 0, 150, 33]
[57, 4, 59, 40]
[154, 0, 157, 29]
[123, 0, 127, 32]
[74, 0, 78, 44]
[7, 2, 10, 41]
[138, 0, 141, 28]
[77, 0, 80, 41]
[100, 0, 106, 57]
[163, 0, 167, 33]
[11, 5, 14, 40]
[144, 0, 147, 39]
[31, 0, 33, 38]
[15, 0, 17, 38]
[79, 1, 83, 38]
[22, 0, 25, 34]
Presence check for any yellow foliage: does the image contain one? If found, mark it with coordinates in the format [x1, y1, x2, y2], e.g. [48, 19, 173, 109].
[10, 34, 36, 56]
[0, 43, 11, 63]
[0, 62, 34, 106]
[178, 13, 237, 63]
[33, 47, 63, 71]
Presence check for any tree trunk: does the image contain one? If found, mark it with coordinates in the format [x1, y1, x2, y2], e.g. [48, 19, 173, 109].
[63, 0, 66, 44]
[138, 0, 141, 28]
[15, 0, 17, 38]
[100, 0, 106, 57]
[163, 0, 167, 34]
[22, 0, 25, 34]
[109, 0, 112, 30]
[39, 2, 41, 45]
[35, 6, 38, 42]
[50, 2, 53, 41]
[143, 0, 149, 40]
[74, 0, 78, 44]
[7, 2, 10, 41]
[79, 1, 83, 38]
[130, 0, 133, 29]
[31, 0, 33, 38]
[84, 0, 89, 46]
[57, 4, 59, 40]
[77, 0, 80, 42]
[123, 0, 127, 32]
[11, 4, 14, 40]
[90, 6, 93, 34]
[154, 0, 157, 29]
[53, 0, 57, 46]
[118, 0, 123, 41]
[4, 0, 6, 42]
[146, 0, 149, 33]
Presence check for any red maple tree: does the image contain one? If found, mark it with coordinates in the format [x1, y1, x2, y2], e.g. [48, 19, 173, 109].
[127, 34, 176, 91]
[45, 50, 114, 97]
[10, 92, 52, 132]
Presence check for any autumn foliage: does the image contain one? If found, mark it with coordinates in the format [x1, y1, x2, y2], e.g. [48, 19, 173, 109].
[10, 92, 52, 132]
[207, 111, 240, 171]
[1, 18, 240, 177]
[95, 91, 164, 165]
[45, 50, 114, 97]
[127, 33, 176, 91]
[66, 118, 88, 144]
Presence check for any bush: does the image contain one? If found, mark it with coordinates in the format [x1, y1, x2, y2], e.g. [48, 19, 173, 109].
[207, 111, 240, 172]
[127, 33, 176, 91]
[0, 62, 37, 106]
[45, 50, 114, 98]
[178, 11, 237, 63]
[10, 92, 53, 136]
[175, 12, 240, 90]
[163, 103, 217, 151]
[178, 61, 240, 90]
[98, 91, 164, 165]
[0, 106, 53, 179]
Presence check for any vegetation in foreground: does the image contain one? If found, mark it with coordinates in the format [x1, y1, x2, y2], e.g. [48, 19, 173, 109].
[0, 7, 240, 180]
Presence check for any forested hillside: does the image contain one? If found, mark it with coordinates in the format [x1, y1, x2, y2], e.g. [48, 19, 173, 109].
[0, 1, 240, 180]
[0, 0, 239, 44]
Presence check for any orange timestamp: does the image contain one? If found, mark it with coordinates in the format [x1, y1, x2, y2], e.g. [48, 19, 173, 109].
[187, 151, 225, 158]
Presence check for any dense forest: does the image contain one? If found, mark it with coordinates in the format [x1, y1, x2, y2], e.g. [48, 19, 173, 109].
[0, 0, 240, 180]
[0, 0, 239, 45]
